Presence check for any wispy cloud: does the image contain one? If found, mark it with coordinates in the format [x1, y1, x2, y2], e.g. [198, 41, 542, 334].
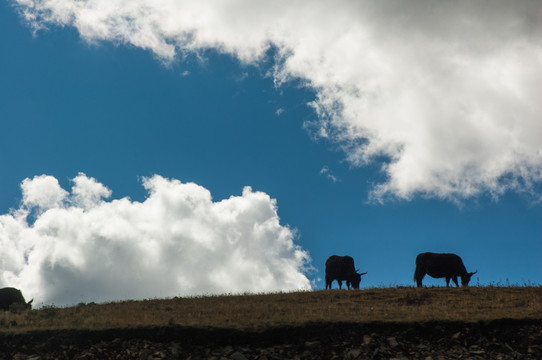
[320, 166, 339, 183]
[13, 0, 542, 201]
[0, 174, 311, 306]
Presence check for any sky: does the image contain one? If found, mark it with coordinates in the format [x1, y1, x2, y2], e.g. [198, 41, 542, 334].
[1, 0, 541, 306]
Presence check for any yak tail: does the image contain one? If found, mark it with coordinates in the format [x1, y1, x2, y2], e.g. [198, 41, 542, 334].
[414, 254, 424, 282]
[413, 256, 424, 283]
[413, 266, 420, 282]
[414, 266, 426, 286]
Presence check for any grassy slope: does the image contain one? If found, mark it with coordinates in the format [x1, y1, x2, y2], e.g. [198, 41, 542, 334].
[1, 286, 541, 333]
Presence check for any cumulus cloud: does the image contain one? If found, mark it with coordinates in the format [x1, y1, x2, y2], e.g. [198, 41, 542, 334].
[12, 0, 542, 201]
[20, 175, 68, 210]
[0, 174, 311, 306]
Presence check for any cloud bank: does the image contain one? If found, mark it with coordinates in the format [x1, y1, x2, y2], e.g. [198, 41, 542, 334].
[12, 0, 542, 201]
[0, 174, 311, 306]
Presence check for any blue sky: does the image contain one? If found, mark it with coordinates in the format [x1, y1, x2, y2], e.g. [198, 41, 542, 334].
[1, 1, 541, 305]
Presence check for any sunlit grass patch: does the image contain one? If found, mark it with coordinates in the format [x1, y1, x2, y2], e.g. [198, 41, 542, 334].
[1, 286, 540, 333]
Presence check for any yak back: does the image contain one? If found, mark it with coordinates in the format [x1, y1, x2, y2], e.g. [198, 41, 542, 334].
[0, 287, 32, 311]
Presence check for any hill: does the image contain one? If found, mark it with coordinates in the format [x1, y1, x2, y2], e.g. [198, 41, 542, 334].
[0, 286, 541, 359]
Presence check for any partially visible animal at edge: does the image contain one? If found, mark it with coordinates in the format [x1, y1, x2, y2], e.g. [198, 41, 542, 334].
[325, 255, 367, 290]
[0, 287, 33, 311]
[414, 252, 477, 288]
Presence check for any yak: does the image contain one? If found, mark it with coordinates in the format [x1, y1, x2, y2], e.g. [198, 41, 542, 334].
[0, 287, 33, 311]
[325, 255, 367, 290]
[414, 252, 477, 287]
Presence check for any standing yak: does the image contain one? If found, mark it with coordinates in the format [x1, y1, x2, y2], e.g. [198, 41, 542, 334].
[325, 255, 367, 290]
[0, 287, 33, 311]
[414, 252, 477, 287]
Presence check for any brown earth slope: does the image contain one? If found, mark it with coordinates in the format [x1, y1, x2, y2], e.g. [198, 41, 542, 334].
[0, 287, 540, 359]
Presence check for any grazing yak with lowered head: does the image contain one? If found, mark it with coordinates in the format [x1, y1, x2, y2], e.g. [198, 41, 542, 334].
[325, 255, 367, 290]
[414, 252, 477, 287]
[0, 287, 33, 311]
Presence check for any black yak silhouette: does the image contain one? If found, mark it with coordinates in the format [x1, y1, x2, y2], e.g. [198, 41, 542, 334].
[0, 287, 33, 311]
[414, 252, 477, 287]
[325, 255, 367, 289]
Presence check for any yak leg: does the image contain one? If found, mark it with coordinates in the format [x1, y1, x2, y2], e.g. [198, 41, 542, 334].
[414, 268, 425, 288]
[337, 280, 343, 289]
[416, 275, 425, 288]
[452, 276, 460, 287]
[346, 281, 351, 290]
[445, 277, 451, 286]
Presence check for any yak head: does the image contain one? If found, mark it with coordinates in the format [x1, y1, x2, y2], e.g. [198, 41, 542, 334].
[461, 270, 478, 287]
[350, 271, 368, 289]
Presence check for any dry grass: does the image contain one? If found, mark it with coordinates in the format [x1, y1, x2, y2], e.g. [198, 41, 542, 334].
[1, 286, 541, 333]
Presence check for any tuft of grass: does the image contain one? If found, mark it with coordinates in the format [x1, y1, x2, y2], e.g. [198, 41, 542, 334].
[0, 286, 541, 333]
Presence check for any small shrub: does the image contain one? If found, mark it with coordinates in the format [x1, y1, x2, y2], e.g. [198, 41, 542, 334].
[40, 305, 59, 319]
[401, 291, 432, 306]
[9, 303, 30, 314]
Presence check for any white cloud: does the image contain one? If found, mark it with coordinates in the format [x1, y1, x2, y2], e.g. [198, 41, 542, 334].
[0, 174, 311, 306]
[12, 0, 542, 201]
[71, 172, 112, 209]
[320, 166, 339, 183]
[21, 175, 68, 210]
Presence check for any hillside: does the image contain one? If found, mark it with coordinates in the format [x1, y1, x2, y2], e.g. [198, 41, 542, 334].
[0, 286, 541, 359]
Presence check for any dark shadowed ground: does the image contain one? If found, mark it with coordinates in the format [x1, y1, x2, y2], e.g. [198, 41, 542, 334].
[0, 319, 541, 359]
